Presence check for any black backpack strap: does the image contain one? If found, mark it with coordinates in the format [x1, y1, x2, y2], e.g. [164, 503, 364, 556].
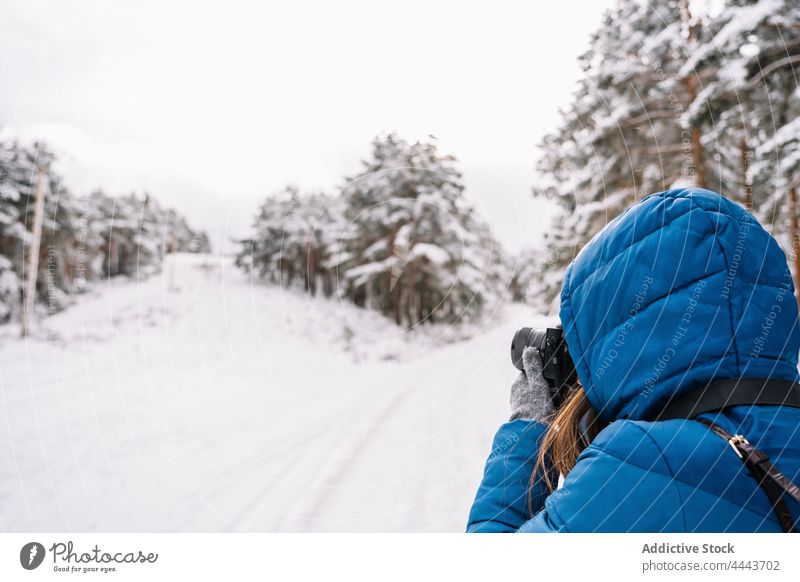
[649, 378, 800, 532]
[654, 378, 800, 421]
[695, 417, 800, 533]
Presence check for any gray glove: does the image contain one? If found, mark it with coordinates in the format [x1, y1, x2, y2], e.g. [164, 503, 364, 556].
[509, 347, 555, 422]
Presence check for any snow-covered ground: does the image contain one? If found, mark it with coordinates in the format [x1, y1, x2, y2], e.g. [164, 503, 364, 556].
[0, 254, 549, 532]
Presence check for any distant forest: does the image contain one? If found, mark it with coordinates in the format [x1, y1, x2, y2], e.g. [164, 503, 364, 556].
[0, 140, 210, 324]
[4, 0, 799, 332]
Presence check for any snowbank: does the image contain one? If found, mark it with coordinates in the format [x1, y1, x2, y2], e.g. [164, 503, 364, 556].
[0, 253, 550, 531]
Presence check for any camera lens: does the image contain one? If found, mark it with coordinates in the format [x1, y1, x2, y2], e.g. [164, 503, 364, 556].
[510, 327, 547, 371]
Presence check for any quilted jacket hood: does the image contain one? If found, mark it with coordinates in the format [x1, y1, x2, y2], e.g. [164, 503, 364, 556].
[559, 188, 800, 422]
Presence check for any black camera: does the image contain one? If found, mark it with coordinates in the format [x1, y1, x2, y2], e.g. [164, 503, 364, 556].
[510, 325, 577, 406]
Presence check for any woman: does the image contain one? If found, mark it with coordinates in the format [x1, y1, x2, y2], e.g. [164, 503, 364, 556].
[467, 187, 800, 532]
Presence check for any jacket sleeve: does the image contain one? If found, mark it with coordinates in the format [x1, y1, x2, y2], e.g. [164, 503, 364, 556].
[466, 419, 553, 532]
[467, 419, 682, 532]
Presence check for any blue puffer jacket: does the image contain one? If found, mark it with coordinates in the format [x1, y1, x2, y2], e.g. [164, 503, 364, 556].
[468, 188, 800, 532]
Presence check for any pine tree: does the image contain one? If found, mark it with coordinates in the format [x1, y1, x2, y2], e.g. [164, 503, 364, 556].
[534, 0, 695, 311]
[236, 187, 295, 283]
[508, 246, 560, 309]
[683, 0, 800, 299]
[237, 186, 341, 297]
[281, 189, 342, 297]
[238, 134, 508, 327]
[751, 9, 800, 301]
[680, 0, 789, 209]
[0, 140, 84, 314]
[338, 133, 506, 327]
[530, 0, 800, 313]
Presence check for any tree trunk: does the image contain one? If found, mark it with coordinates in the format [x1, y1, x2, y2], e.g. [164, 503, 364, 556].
[404, 262, 415, 328]
[790, 185, 800, 309]
[682, 0, 706, 190]
[305, 245, 317, 296]
[322, 269, 332, 298]
[390, 271, 402, 325]
[286, 263, 295, 287]
[740, 136, 752, 210]
[393, 289, 401, 325]
[109, 238, 118, 277]
[684, 74, 706, 189]
[690, 118, 706, 189]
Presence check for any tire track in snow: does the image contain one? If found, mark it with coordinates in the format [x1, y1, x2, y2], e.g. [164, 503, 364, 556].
[215, 420, 342, 531]
[276, 381, 422, 529]
[221, 385, 408, 531]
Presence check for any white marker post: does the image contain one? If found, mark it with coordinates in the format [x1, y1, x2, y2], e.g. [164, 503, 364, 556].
[20, 165, 47, 338]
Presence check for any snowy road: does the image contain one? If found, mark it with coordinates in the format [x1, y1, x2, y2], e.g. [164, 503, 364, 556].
[0, 254, 548, 531]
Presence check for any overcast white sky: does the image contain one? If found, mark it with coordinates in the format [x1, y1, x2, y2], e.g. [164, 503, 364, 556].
[0, 0, 616, 253]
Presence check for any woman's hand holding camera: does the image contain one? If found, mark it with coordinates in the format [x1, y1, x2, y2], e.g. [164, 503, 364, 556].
[509, 347, 555, 422]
